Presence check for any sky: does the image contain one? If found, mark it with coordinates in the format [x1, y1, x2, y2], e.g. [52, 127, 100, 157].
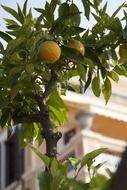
[0, 0, 126, 35]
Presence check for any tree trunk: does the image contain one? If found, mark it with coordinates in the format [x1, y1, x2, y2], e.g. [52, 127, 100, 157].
[40, 103, 62, 157]
[34, 65, 61, 158]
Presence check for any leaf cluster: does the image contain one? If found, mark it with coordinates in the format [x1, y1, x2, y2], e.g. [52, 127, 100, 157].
[30, 146, 110, 190]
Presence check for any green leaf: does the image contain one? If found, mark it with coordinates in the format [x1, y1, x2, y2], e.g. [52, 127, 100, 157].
[112, 2, 125, 18]
[107, 17, 122, 33]
[62, 26, 85, 37]
[119, 44, 127, 62]
[77, 64, 86, 82]
[114, 65, 127, 77]
[107, 71, 119, 82]
[52, 11, 81, 33]
[69, 3, 81, 26]
[92, 13, 110, 35]
[47, 88, 68, 126]
[20, 123, 34, 147]
[0, 101, 10, 109]
[24, 9, 33, 27]
[91, 12, 100, 22]
[0, 42, 4, 54]
[58, 3, 69, 17]
[50, 0, 59, 15]
[67, 178, 88, 190]
[81, 0, 90, 20]
[48, 106, 65, 126]
[10, 83, 23, 100]
[3, 18, 19, 26]
[38, 171, 52, 190]
[25, 64, 34, 75]
[23, 0, 28, 16]
[99, 2, 108, 16]
[85, 47, 100, 66]
[90, 174, 109, 189]
[0, 109, 10, 127]
[1, 5, 23, 24]
[44, 1, 54, 24]
[102, 77, 112, 104]
[17, 3, 24, 23]
[50, 158, 58, 176]
[30, 145, 50, 167]
[50, 175, 63, 190]
[47, 89, 67, 111]
[6, 24, 20, 31]
[6, 37, 25, 53]
[80, 148, 108, 169]
[92, 75, 101, 97]
[94, 0, 102, 9]
[32, 122, 43, 146]
[84, 57, 95, 68]
[61, 45, 84, 63]
[84, 70, 92, 92]
[34, 8, 45, 14]
[0, 31, 12, 42]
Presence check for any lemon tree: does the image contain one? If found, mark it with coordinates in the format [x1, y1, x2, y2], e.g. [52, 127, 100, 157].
[1, 0, 127, 189]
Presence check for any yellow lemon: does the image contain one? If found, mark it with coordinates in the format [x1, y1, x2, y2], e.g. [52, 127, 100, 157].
[38, 41, 61, 63]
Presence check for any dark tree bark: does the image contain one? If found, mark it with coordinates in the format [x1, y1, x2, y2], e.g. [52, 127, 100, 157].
[36, 95, 62, 157]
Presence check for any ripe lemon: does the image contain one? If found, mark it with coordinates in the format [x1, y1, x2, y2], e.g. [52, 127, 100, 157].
[38, 41, 61, 63]
[67, 39, 85, 56]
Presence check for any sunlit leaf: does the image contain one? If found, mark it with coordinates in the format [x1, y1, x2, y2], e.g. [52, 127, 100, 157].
[1, 5, 23, 24]
[107, 71, 119, 82]
[102, 77, 112, 104]
[30, 145, 50, 167]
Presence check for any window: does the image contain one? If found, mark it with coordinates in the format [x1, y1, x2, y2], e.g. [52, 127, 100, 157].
[0, 125, 24, 189]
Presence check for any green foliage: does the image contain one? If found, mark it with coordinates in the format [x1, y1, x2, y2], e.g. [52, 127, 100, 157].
[29, 146, 110, 190]
[20, 123, 43, 147]
[30, 145, 50, 167]
[47, 88, 68, 126]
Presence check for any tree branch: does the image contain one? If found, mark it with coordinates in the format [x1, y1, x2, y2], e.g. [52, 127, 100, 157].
[13, 113, 41, 124]
[42, 65, 57, 100]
